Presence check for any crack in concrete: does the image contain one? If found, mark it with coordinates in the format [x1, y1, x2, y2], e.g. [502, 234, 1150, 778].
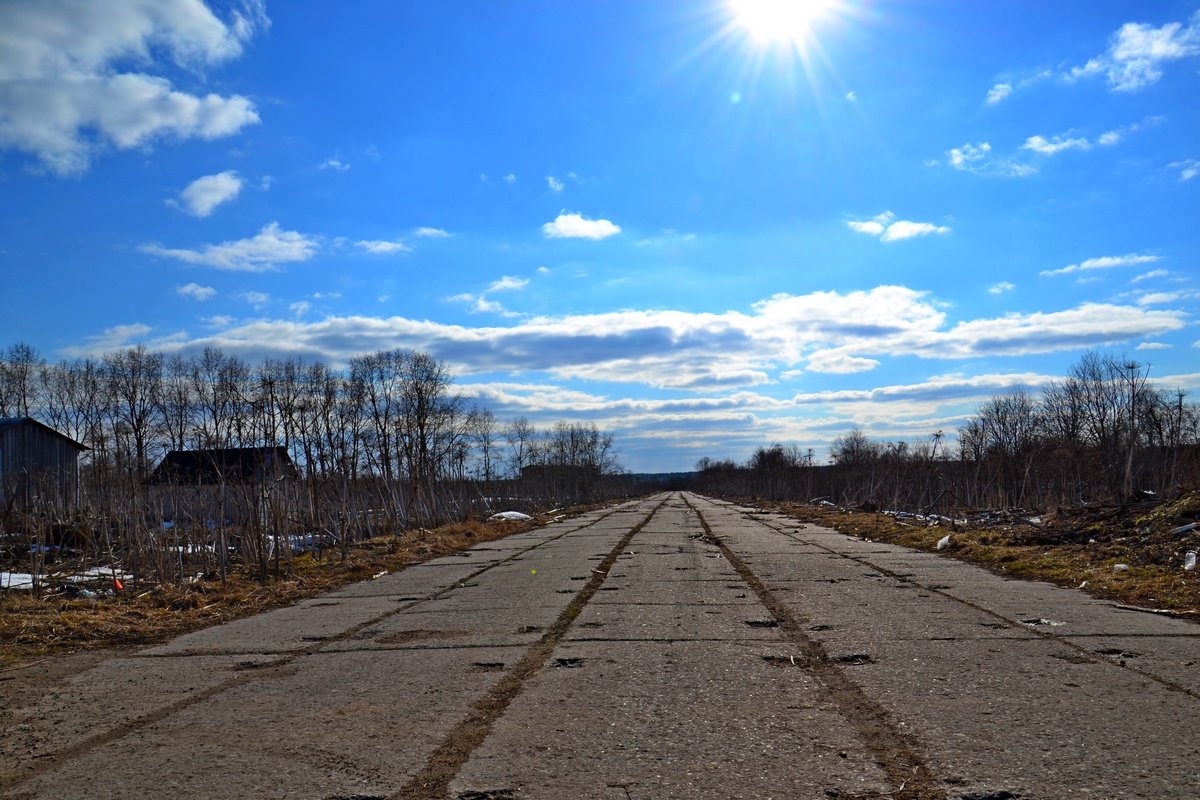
[392, 498, 667, 800]
[683, 494, 946, 800]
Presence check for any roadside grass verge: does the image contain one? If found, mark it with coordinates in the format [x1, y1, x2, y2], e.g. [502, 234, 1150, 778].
[0, 512, 574, 665]
[749, 498, 1200, 618]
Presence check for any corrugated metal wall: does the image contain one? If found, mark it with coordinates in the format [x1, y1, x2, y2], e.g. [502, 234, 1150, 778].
[0, 420, 81, 511]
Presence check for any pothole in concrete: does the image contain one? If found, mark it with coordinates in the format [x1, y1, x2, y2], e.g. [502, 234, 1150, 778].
[307, 601, 340, 607]
[470, 662, 506, 673]
[569, 576, 588, 581]
[552, 657, 585, 669]
[1051, 652, 1093, 664]
[1095, 647, 1140, 659]
[517, 625, 543, 633]
[352, 628, 383, 640]
[299, 635, 329, 641]
[599, 586, 620, 591]
[745, 619, 780, 629]
[928, 584, 951, 590]
[556, 589, 573, 594]
[457, 790, 516, 799]
[1019, 617, 1066, 627]
[831, 653, 876, 665]
[375, 629, 468, 644]
[578, 621, 603, 628]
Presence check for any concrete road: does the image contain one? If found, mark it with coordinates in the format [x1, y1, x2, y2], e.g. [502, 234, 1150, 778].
[2, 493, 1198, 799]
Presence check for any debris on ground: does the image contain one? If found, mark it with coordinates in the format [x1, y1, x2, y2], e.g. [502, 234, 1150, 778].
[488, 511, 533, 522]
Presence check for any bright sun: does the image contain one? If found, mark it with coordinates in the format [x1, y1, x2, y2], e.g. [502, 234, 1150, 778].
[728, 0, 833, 46]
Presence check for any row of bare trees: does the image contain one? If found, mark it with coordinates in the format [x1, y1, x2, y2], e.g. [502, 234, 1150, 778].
[1, 342, 626, 585]
[692, 352, 1200, 511]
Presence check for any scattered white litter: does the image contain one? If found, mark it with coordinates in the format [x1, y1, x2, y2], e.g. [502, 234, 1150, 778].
[936, 534, 951, 550]
[1113, 563, 1130, 572]
[74, 567, 134, 582]
[489, 511, 532, 522]
[1184, 551, 1197, 572]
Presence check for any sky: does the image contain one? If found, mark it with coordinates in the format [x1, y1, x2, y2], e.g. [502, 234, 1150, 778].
[1, 0, 1198, 472]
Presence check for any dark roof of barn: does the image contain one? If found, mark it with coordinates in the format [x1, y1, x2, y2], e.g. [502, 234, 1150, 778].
[147, 447, 299, 485]
[0, 417, 88, 450]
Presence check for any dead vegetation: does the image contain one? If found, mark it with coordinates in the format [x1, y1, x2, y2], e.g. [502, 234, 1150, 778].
[0, 513, 555, 665]
[754, 490, 1200, 617]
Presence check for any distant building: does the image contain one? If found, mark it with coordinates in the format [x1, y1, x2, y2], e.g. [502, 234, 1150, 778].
[0, 417, 87, 513]
[147, 447, 299, 486]
[146, 447, 300, 527]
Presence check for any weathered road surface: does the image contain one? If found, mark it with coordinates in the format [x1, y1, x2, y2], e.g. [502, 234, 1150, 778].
[3, 492, 1199, 799]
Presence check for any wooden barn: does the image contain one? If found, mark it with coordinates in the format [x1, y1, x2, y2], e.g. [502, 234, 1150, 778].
[0, 417, 87, 513]
[146, 447, 301, 527]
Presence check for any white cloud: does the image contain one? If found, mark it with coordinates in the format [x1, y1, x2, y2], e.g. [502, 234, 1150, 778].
[546, 175, 564, 193]
[319, 157, 350, 172]
[1022, 134, 1091, 156]
[176, 170, 242, 217]
[176, 282, 215, 301]
[355, 239, 412, 255]
[289, 301, 310, 316]
[985, 83, 1012, 105]
[243, 291, 270, 310]
[415, 227, 451, 238]
[537, 266, 551, 275]
[97, 286, 1183, 394]
[1040, 253, 1161, 277]
[845, 90, 857, 102]
[1170, 159, 1200, 182]
[636, 229, 698, 247]
[488, 275, 529, 292]
[988, 281, 1015, 295]
[1067, 12, 1200, 92]
[447, 293, 514, 317]
[1136, 341, 1172, 351]
[542, 212, 621, 240]
[847, 211, 950, 242]
[1137, 290, 1200, 306]
[0, 0, 265, 174]
[806, 351, 880, 374]
[141, 222, 319, 272]
[1132, 269, 1169, 283]
[503, 173, 516, 184]
[947, 141, 991, 170]
[260, 175, 273, 191]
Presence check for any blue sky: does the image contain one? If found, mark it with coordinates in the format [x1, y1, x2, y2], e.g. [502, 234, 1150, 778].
[1, 0, 1198, 471]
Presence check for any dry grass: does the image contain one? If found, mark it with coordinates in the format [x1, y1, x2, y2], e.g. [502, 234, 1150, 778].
[757, 495, 1200, 618]
[0, 511, 567, 665]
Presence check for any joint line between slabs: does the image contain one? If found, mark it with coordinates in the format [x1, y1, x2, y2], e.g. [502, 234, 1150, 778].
[682, 492, 946, 800]
[727, 498, 1200, 701]
[391, 496, 668, 800]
